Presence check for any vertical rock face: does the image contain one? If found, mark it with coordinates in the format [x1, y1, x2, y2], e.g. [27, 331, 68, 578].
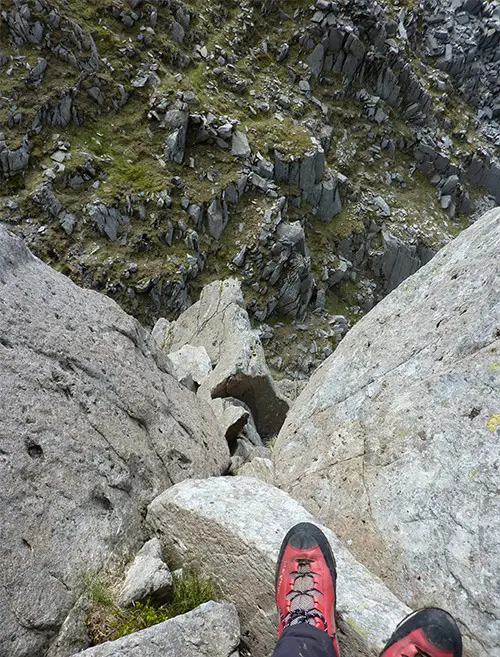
[273, 209, 500, 657]
[0, 227, 229, 657]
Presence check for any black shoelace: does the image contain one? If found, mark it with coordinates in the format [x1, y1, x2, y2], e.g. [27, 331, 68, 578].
[283, 560, 328, 631]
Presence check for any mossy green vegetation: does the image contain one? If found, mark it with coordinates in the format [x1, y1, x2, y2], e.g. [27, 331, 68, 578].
[65, 93, 168, 197]
[85, 569, 217, 646]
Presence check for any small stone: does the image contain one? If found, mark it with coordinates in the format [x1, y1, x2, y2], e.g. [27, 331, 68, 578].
[51, 150, 66, 163]
[277, 43, 289, 61]
[440, 195, 452, 209]
[298, 80, 310, 94]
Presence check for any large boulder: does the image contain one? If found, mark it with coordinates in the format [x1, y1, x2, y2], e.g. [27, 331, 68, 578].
[153, 279, 288, 439]
[147, 477, 411, 657]
[273, 208, 500, 656]
[0, 227, 229, 657]
[69, 601, 240, 657]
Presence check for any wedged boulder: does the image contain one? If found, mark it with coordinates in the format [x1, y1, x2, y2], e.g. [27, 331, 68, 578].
[69, 601, 240, 657]
[153, 279, 288, 439]
[0, 227, 229, 657]
[274, 208, 500, 656]
[147, 477, 410, 657]
[166, 344, 212, 392]
[237, 457, 274, 484]
[209, 397, 249, 442]
[118, 538, 172, 608]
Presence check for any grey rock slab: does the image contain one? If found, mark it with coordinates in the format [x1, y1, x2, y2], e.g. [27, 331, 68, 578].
[118, 538, 172, 608]
[59, 211, 77, 235]
[163, 110, 189, 164]
[86, 203, 129, 242]
[171, 20, 185, 44]
[274, 209, 500, 657]
[0, 228, 229, 657]
[318, 178, 342, 220]
[307, 43, 325, 77]
[69, 601, 239, 657]
[207, 198, 229, 240]
[147, 477, 410, 657]
[373, 195, 391, 217]
[276, 221, 306, 254]
[231, 131, 251, 159]
[153, 279, 288, 439]
[441, 174, 460, 195]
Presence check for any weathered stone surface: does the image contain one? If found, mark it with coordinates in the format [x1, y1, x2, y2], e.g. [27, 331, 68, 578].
[307, 43, 325, 77]
[118, 538, 172, 608]
[69, 601, 240, 657]
[274, 209, 500, 656]
[378, 231, 421, 292]
[275, 221, 306, 255]
[147, 477, 410, 657]
[317, 178, 342, 220]
[154, 279, 288, 439]
[0, 228, 229, 657]
[171, 20, 185, 44]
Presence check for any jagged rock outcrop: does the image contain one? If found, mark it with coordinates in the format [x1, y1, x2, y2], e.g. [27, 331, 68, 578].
[153, 278, 288, 439]
[0, 227, 229, 657]
[232, 198, 316, 321]
[273, 208, 500, 656]
[68, 601, 240, 657]
[0, 135, 31, 176]
[372, 230, 436, 293]
[147, 477, 411, 657]
[86, 202, 131, 241]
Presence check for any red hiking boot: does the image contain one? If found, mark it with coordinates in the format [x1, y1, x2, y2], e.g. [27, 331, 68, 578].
[380, 608, 462, 657]
[275, 522, 340, 657]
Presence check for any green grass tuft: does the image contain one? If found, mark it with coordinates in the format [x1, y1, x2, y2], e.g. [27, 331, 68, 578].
[85, 569, 217, 645]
